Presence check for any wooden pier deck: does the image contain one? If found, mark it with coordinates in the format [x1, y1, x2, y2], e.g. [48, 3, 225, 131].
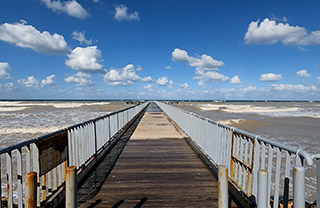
[79, 103, 219, 207]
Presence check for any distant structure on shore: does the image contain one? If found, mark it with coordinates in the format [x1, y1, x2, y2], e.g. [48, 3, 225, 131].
[126, 101, 144, 105]
[126, 101, 179, 105]
[164, 101, 179, 104]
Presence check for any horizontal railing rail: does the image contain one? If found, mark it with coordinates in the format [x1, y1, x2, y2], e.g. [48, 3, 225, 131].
[0, 102, 149, 208]
[156, 101, 318, 207]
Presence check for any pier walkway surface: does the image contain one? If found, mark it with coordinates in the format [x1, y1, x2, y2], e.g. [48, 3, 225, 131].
[79, 103, 219, 207]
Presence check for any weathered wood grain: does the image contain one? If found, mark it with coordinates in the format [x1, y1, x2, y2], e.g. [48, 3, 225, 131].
[79, 104, 220, 207]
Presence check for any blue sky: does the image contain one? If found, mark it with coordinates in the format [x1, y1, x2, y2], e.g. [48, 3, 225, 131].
[1, 0, 320, 100]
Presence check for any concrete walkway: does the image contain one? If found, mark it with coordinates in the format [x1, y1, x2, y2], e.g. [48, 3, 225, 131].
[79, 103, 219, 207]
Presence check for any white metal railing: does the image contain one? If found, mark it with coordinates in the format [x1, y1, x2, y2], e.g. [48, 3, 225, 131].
[0, 102, 148, 208]
[156, 101, 317, 207]
[67, 103, 148, 169]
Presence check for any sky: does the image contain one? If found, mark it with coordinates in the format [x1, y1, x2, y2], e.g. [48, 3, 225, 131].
[1, 0, 320, 100]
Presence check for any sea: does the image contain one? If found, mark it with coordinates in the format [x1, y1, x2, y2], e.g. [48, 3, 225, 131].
[174, 101, 320, 202]
[174, 101, 320, 154]
[0, 100, 319, 202]
[0, 100, 131, 149]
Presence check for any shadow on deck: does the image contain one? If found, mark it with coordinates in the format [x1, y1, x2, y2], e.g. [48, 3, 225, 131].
[77, 103, 226, 207]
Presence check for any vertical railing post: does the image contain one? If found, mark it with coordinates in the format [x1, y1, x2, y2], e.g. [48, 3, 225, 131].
[218, 165, 228, 208]
[317, 159, 320, 208]
[41, 175, 46, 201]
[25, 172, 37, 208]
[66, 166, 77, 208]
[117, 113, 119, 132]
[108, 116, 111, 141]
[252, 138, 260, 197]
[26, 145, 31, 173]
[93, 120, 97, 155]
[31, 143, 40, 206]
[257, 169, 268, 208]
[293, 165, 305, 208]
[17, 148, 23, 208]
[6, 152, 13, 208]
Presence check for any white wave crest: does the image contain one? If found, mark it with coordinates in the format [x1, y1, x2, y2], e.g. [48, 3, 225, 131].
[51, 102, 110, 108]
[219, 119, 244, 125]
[0, 126, 66, 135]
[0, 107, 28, 112]
[200, 104, 298, 113]
[0, 101, 110, 108]
[200, 104, 320, 118]
[0, 101, 22, 106]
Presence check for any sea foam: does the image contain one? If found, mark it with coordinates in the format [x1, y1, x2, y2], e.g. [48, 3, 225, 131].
[0, 126, 66, 135]
[0, 107, 28, 112]
[200, 104, 320, 118]
[0, 101, 110, 109]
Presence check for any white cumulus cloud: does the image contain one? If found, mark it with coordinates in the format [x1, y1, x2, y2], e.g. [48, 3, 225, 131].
[271, 84, 317, 92]
[41, 74, 56, 86]
[104, 64, 151, 86]
[296, 69, 310, 78]
[270, 16, 288, 23]
[194, 71, 228, 86]
[242, 86, 257, 92]
[157, 76, 168, 86]
[156, 76, 175, 88]
[41, 0, 89, 19]
[72, 31, 92, 45]
[143, 84, 153, 92]
[65, 72, 92, 86]
[172, 48, 227, 86]
[18, 75, 56, 88]
[168, 80, 175, 88]
[66, 46, 103, 72]
[114, 4, 139, 21]
[202, 71, 228, 81]
[245, 18, 320, 45]
[231, 75, 241, 84]
[172, 48, 224, 73]
[260, 73, 282, 82]
[0, 20, 70, 54]
[18, 76, 40, 88]
[141, 76, 153, 82]
[180, 82, 189, 89]
[0, 62, 11, 78]
[317, 77, 320, 84]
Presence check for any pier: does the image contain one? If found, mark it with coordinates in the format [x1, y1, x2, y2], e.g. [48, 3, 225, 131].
[79, 102, 219, 207]
[0, 101, 319, 208]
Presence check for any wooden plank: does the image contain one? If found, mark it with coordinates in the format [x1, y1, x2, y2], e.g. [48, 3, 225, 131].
[79, 106, 220, 207]
[79, 138, 218, 208]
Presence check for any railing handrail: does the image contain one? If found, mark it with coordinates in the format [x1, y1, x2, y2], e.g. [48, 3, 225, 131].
[0, 138, 37, 155]
[158, 101, 314, 166]
[67, 102, 143, 130]
[0, 101, 149, 208]
[156, 101, 319, 206]
[0, 102, 143, 155]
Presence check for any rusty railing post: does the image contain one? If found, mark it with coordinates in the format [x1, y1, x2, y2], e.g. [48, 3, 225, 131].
[66, 166, 77, 208]
[218, 165, 228, 208]
[25, 172, 37, 208]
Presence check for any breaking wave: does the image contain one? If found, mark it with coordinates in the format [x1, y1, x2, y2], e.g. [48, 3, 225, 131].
[0, 107, 28, 112]
[0, 126, 66, 136]
[200, 104, 320, 118]
[0, 101, 110, 109]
